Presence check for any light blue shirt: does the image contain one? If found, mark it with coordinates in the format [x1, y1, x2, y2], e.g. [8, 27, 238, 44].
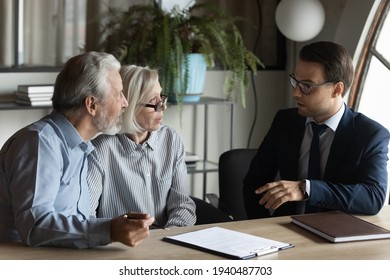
[0, 112, 111, 248]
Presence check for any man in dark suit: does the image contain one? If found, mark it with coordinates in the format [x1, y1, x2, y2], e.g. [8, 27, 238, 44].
[243, 41, 389, 219]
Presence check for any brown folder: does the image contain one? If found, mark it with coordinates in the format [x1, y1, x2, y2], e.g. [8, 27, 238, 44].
[291, 211, 390, 243]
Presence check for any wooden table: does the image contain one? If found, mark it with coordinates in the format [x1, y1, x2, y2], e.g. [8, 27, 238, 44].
[1, 206, 390, 260]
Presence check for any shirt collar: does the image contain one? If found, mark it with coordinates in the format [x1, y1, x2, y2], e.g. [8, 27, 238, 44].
[306, 103, 345, 132]
[145, 130, 157, 150]
[118, 129, 158, 152]
[50, 111, 94, 153]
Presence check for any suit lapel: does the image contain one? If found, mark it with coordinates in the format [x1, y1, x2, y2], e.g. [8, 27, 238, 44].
[324, 108, 356, 179]
[283, 111, 306, 179]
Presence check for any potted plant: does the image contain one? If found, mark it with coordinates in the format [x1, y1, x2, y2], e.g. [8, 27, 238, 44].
[99, 1, 263, 106]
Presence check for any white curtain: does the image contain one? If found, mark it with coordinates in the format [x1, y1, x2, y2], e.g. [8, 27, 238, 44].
[23, 0, 63, 66]
[0, 0, 13, 67]
[0, 0, 87, 68]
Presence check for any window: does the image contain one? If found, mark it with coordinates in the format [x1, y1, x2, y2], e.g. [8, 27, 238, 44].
[349, 0, 390, 203]
[349, 0, 390, 117]
[0, 0, 86, 69]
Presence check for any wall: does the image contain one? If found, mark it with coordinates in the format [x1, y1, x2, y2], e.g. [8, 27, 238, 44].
[0, 72, 57, 145]
[163, 70, 285, 197]
[0, 0, 377, 198]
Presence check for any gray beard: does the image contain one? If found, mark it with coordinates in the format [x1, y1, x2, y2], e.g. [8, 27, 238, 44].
[94, 111, 122, 135]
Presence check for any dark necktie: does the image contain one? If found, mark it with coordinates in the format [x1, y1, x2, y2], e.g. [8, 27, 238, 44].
[308, 122, 328, 179]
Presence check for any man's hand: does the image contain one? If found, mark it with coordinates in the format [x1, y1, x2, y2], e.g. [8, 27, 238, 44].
[110, 212, 155, 247]
[255, 180, 305, 210]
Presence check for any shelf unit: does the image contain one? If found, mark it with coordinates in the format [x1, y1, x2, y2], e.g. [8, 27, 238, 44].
[0, 102, 51, 110]
[0, 96, 235, 200]
[176, 97, 235, 200]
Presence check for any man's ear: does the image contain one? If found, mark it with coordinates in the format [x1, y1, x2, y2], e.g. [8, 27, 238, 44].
[85, 96, 98, 116]
[332, 81, 345, 97]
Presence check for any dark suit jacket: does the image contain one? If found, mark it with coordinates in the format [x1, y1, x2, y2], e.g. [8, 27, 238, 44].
[243, 107, 390, 218]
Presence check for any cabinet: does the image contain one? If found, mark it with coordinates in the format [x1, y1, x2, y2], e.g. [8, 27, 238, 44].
[177, 97, 235, 200]
[0, 97, 235, 200]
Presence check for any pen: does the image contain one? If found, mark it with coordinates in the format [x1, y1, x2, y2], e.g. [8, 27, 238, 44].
[123, 214, 169, 230]
[250, 246, 279, 256]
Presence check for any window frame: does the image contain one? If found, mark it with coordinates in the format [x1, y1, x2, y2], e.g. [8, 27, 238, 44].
[348, 0, 390, 110]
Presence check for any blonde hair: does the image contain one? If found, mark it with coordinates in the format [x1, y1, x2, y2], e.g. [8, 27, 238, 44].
[120, 65, 159, 134]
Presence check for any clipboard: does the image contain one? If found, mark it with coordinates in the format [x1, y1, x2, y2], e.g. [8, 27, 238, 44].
[162, 226, 294, 259]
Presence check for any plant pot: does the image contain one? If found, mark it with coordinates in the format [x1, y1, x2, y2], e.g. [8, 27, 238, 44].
[169, 53, 207, 103]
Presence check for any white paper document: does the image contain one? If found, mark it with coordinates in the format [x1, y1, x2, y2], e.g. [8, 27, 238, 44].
[162, 226, 293, 259]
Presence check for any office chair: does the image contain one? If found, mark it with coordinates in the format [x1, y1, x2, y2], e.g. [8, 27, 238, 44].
[190, 196, 232, 225]
[206, 148, 257, 221]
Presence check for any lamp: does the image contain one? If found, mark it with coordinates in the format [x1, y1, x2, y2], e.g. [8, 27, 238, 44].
[275, 0, 325, 42]
[159, 0, 195, 12]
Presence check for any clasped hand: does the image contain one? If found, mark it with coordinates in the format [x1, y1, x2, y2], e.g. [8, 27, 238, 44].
[255, 180, 305, 210]
[111, 212, 155, 247]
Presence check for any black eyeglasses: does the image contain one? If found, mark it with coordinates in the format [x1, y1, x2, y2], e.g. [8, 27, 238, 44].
[143, 95, 168, 112]
[289, 74, 335, 95]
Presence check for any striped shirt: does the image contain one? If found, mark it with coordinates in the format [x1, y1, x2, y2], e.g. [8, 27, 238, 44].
[87, 125, 196, 228]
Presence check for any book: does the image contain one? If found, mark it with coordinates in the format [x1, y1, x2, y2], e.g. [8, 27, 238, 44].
[15, 91, 53, 99]
[291, 211, 390, 243]
[17, 84, 54, 94]
[185, 152, 199, 164]
[162, 226, 294, 259]
[185, 152, 199, 168]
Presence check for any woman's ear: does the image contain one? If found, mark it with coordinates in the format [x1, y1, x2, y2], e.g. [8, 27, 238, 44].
[85, 96, 98, 116]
